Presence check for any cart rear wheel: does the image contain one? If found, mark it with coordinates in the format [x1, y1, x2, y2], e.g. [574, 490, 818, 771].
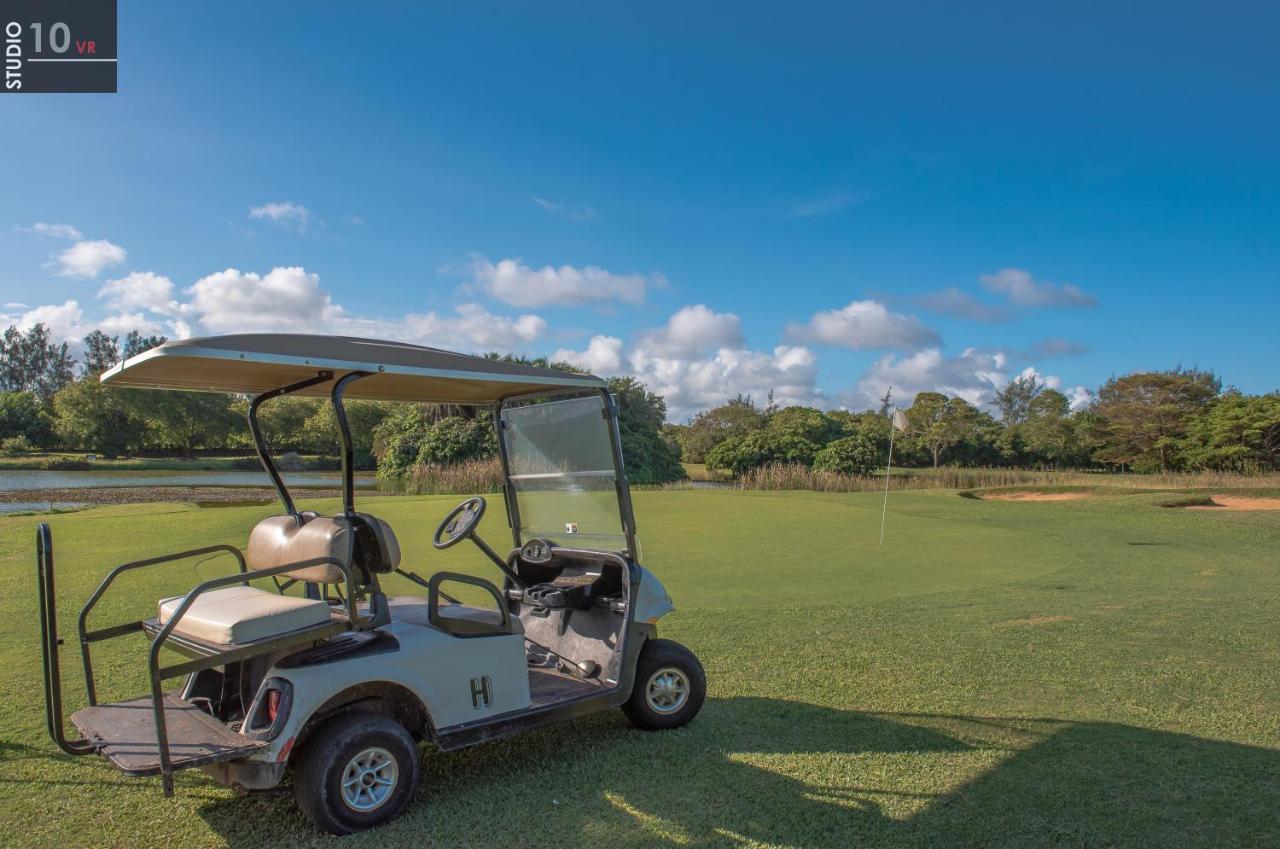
[622, 639, 706, 730]
[293, 710, 420, 835]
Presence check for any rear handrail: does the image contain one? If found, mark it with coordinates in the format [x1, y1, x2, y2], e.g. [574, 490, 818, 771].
[76, 544, 248, 705]
[147, 555, 362, 796]
[36, 523, 95, 756]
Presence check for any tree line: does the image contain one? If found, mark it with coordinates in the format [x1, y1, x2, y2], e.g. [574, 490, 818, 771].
[3, 321, 1277, 480]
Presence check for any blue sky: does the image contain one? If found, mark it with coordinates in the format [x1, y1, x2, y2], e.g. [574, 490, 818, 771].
[1, 2, 1277, 420]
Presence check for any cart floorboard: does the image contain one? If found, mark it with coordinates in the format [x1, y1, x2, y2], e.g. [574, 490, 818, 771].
[71, 693, 266, 776]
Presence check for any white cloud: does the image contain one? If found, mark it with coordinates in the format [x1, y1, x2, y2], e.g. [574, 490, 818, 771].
[19, 222, 83, 240]
[54, 239, 127, 279]
[632, 343, 822, 421]
[553, 335, 624, 374]
[980, 268, 1096, 308]
[1066, 385, 1092, 410]
[532, 197, 597, 222]
[915, 287, 1011, 323]
[188, 267, 340, 333]
[249, 201, 313, 231]
[471, 257, 651, 308]
[1025, 337, 1091, 358]
[639, 304, 742, 358]
[3, 300, 86, 340]
[790, 300, 940, 351]
[99, 271, 176, 314]
[853, 347, 1010, 409]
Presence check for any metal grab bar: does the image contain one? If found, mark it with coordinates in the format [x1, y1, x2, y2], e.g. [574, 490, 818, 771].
[77, 544, 248, 706]
[36, 524, 95, 756]
[147, 555, 360, 796]
[427, 571, 511, 635]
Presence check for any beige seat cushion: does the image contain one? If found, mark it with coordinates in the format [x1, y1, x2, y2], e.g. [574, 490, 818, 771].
[247, 516, 352, 584]
[382, 596, 522, 636]
[158, 585, 332, 645]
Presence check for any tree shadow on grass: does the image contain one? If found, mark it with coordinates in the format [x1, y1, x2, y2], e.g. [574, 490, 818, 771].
[195, 697, 1280, 848]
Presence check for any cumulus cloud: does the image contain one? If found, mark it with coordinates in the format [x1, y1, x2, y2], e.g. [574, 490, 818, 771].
[19, 222, 83, 240]
[471, 257, 651, 308]
[553, 335, 624, 374]
[9, 300, 86, 339]
[188, 267, 341, 333]
[99, 271, 176, 314]
[790, 300, 939, 351]
[632, 343, 822, 421]
[249, 201, 313, 231]
[639, 304, 743, 358]
[853, 347, 1010, 409]
[915, 287, 1011, 323]
[980, 268, 1096, 308]
[1066, 385, 1092, 410]
[532, 197, 597, 222]
[54, 239, 127, 279]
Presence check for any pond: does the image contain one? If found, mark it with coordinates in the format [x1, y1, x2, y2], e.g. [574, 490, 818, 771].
[0, 469, 379, 492]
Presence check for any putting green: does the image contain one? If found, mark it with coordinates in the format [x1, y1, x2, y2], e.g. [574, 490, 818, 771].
[0, 489, 1276, 848]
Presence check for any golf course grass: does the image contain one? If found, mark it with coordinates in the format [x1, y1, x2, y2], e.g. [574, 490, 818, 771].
[0, 489, 1276, 847]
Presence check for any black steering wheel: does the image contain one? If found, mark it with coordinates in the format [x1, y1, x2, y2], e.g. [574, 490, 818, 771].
[433, 496, 486, 549]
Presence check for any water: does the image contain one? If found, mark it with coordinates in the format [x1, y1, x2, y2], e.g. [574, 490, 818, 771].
[0, 469, 379, 492]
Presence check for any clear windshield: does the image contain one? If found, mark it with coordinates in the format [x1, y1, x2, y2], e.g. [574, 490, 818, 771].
[500, 393, 628, 551]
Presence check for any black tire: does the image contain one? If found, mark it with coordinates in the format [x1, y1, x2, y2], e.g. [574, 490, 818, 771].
[622, 638, 706, 730]
[292, 710, 421, 835]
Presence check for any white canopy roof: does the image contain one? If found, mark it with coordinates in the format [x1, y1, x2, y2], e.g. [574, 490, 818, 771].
[100, 334, 604, 403]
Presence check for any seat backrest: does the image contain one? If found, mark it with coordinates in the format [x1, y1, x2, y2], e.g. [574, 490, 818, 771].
[246, 515, 354, 584]
[352, 513, 401, 574]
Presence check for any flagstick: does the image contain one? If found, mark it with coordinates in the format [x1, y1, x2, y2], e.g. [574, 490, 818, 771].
[880, 422, 895, 545]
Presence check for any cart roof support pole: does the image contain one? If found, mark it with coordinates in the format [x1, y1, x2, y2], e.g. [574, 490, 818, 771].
[247, 371, 334, 516]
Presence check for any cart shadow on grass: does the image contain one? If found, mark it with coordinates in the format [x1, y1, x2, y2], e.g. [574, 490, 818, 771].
[196, 696, 1280, 848]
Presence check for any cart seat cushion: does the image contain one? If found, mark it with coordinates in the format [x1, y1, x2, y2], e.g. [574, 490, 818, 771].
[246, 515, 352, 584]
[158, 585, 332, 645]
[382, 596, 522, 636]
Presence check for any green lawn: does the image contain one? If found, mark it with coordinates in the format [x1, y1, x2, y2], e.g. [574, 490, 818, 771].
[1, 489, 1277, 847]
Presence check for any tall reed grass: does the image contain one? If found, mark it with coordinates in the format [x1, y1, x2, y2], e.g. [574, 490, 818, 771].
[728, 463, 1280, 493]
[403, 457, 504, 495]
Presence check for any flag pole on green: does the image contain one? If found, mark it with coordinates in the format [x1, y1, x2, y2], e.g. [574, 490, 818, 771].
[881, 404, 910, 545]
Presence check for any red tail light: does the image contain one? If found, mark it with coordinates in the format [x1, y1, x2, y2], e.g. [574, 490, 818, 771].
[265, 688, 281, 723]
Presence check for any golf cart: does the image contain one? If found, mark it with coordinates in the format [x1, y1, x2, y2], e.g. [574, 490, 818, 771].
[36, 334, 705, 834]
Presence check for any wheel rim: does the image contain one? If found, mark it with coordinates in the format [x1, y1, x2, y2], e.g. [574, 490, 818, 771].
[340, 746, 399, 812]
[645, 666, 690, 714]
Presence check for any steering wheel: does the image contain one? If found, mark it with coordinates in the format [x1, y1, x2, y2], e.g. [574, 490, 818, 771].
[433, 496, 486, 549]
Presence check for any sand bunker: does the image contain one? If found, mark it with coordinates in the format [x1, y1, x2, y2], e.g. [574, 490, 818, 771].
[982, 492, 1088, 502]
[1186, 495, 1280, 511]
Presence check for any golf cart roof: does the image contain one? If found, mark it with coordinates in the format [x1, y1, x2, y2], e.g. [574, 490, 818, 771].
[100, 334, 605, 403]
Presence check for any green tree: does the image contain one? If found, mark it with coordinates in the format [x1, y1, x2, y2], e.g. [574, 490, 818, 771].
[302, 400, 392, 468]
[907, 392, 979, 467]
[992, 374, 1043, 425]
[52, 380, 146, 457]
[705, 429, 822, 476]
[766, 405, 835, 444]
[416, 416, 496, 465]
[607, 377, 685, 484]
[1092, 368, 1220, 471]
[0, 323, 76, 398]
[132, 391, 239, 458]
[80, 330, 120, 376]
[122, 330, 166, 360]
[812, 434, 879, 476]
[372, 404, 433, 479]
[0, 390, 54, 447]
[1020, 388, 1075, 467]
[1181, 391, 1280, 471]
[676, 395, 764, 463]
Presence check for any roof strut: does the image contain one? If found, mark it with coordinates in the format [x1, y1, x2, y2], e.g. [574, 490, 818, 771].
[248, 371, 334, 516]
[332, 371, 373, 517]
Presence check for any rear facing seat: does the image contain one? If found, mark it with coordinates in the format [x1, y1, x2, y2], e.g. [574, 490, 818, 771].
[157, 513, 400, 646]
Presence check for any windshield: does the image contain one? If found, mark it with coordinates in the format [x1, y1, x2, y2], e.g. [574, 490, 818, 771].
[500, 393, 628, 551]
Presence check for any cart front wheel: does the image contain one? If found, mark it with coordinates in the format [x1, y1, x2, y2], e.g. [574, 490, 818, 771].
[623, 639, 706, 730]
[293, 710, 420, 835]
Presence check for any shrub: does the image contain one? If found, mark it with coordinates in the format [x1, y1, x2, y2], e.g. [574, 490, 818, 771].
[812, 434, 879, 476]
[416, 416, 496, 466]
[706, 430, 821, 477]
[41, 457, 91, 471]
[1, 434, 34, 455]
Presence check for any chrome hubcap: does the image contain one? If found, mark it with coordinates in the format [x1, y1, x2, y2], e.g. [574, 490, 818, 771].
[645, 666, 689, 714]
[340, 747, 398, 812]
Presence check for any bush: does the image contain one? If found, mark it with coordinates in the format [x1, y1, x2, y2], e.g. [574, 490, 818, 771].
[1, 435, 34, 455]
[812, 434, 879, 476]
[416, 416, 496, 466]
[41, 457, 91, 471]
[706, 430, 821, 477]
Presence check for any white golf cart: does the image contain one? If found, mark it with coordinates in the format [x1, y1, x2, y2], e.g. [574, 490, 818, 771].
[36, 334, 704, 834]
